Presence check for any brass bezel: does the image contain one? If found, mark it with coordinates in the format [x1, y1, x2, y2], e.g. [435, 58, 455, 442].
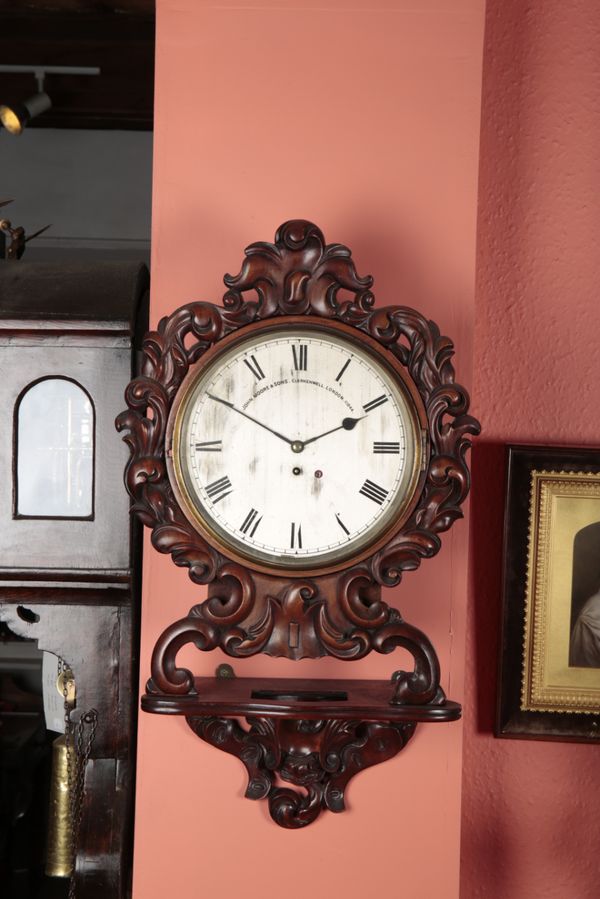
[166, 317, 428, 577]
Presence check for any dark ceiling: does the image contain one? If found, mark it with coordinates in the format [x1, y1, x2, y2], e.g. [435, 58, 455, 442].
[0, 1, 155, 130]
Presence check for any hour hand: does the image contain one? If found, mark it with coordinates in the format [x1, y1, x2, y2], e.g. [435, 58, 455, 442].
[302, 416, 364, 447]
[207, 393, 294, 445]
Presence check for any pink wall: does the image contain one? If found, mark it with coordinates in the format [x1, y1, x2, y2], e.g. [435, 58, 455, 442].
[461, 2, 600, 898]
[132, 2, 485, 897]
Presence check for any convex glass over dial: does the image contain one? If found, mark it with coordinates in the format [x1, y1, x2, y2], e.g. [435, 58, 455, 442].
[170, 325, 425, 570]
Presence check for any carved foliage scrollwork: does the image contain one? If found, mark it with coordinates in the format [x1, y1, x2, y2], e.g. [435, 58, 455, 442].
[117, 219, 479, 594]
[146, 572, 444, 706]
[187, 714, 416, 829]
[118, 220, 479, 690]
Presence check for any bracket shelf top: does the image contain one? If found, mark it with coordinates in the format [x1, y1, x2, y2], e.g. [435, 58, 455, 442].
[142, 676, 462, 723]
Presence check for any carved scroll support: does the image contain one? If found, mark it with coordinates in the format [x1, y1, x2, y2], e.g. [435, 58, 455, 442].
[145, 574, 447, 707]
[187, 715, 416, 829]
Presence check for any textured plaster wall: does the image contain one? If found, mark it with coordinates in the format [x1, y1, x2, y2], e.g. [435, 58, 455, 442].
[461, 2, 600, 898]
[132, 2, 485, 898]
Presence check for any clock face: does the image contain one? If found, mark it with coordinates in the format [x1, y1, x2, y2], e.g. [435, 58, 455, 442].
[170, 325, 424, 571]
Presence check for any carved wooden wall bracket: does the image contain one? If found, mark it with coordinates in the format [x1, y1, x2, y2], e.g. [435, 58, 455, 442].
[143, 671, 460, 828]
[189, 713, 417, 829]
[119, 220, 479, 828]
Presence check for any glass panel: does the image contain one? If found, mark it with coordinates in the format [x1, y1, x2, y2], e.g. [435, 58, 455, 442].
[17, 379, 94, 518]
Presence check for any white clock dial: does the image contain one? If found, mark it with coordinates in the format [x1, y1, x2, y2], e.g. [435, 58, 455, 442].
[171, 327, 423, 569]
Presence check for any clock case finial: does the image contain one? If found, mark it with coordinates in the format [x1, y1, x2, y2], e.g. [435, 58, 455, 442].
[117, 220, 480, 828]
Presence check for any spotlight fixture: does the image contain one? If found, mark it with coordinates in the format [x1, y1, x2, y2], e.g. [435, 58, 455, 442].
[0, 65, 100, 135]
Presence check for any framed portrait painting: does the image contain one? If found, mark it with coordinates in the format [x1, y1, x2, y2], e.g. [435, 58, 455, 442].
[497, 445, 600, 742]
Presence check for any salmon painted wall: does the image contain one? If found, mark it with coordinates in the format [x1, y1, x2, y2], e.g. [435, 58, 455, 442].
[132, 2, 485, 897]
[461, 2, 600, 898]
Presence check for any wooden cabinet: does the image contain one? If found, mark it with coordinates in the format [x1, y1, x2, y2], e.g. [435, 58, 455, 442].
[0, 261, 148, 897]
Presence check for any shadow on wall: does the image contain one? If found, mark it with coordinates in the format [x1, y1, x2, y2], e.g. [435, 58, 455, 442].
[342, 217, 432, 312]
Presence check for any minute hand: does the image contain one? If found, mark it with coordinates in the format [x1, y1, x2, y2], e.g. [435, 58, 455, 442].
[302, 416, 365, 447]
[207, 393, 295, 445]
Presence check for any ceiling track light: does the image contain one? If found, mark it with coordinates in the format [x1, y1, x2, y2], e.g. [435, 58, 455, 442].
[0, 65, 101, 135]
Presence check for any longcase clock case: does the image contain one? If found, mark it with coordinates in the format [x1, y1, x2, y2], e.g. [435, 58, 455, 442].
[0, 261, 148, 895]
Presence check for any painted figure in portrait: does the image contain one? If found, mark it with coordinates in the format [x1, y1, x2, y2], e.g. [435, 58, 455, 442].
[569, 521, 600, 668]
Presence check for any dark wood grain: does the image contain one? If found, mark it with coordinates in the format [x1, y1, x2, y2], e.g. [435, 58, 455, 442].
[75, 759, 133, 898]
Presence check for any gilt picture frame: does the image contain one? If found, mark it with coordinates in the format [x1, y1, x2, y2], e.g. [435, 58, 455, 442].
[497, 445, 600, 742]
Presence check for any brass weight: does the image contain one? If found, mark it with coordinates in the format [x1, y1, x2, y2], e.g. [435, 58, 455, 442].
[45, 735, 73, 877]
[45, 668, 76, 878]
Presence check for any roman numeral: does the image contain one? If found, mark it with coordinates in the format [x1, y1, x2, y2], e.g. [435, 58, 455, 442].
[290, 522, 303, 549]
[373, 441, 400, 454]
[363, 395, 388, 413]
[240, 508, 262, 537]
[359, 479, 389, 505]
[292, 344, 308, 371]
[335, 513, 350, 535]
[205, 475, 232, 503]
[195, 440, 222, 452]
[335, 357, 351, 382]
[243, 354, 265, 381]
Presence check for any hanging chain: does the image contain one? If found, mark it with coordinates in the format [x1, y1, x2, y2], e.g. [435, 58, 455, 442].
[57, 656, 98, 899]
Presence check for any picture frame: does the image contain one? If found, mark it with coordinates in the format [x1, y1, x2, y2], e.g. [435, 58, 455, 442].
[497, 444, 600, 742]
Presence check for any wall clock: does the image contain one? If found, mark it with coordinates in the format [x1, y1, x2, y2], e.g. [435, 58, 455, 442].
[118, 220, 480, 829]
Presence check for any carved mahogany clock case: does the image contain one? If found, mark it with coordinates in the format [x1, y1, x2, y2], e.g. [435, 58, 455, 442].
[117, 220, 479, 829]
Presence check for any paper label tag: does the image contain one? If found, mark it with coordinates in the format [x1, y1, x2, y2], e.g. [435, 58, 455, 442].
[42, 652, 65, 734]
